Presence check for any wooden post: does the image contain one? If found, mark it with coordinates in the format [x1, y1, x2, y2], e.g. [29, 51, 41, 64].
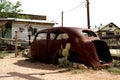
[15, 31, 18, 57]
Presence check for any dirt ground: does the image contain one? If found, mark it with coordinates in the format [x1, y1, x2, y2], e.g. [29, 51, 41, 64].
[0, 53, 120, 80]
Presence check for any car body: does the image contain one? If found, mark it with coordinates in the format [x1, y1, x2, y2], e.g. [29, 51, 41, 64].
[31, 27, 112, 68]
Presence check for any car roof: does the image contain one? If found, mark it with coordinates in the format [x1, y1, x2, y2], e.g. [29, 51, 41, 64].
[37, 27, 91, 33]
[34, 27, 99, 41]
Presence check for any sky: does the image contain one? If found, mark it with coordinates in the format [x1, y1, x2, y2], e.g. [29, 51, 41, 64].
[8, 0, 120, 28]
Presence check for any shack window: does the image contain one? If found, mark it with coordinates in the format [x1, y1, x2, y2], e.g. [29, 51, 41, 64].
[32, 28, 37, 35]
[36, 33, 47, 40]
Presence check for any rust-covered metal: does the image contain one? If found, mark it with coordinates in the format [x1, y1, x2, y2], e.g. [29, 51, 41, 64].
[31, 27, 112, 68]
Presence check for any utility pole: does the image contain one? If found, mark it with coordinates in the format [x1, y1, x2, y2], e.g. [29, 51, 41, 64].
[61, 11, 64, 27]
[86, 0, 90, 29]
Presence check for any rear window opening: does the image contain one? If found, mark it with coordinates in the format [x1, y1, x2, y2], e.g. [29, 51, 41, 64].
[82, 30, 97, 37]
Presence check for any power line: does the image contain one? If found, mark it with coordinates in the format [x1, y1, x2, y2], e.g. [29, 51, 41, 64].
[54, 0, 86, 26]
[54, 13, 61, 22]
[64, 0, 86, 14]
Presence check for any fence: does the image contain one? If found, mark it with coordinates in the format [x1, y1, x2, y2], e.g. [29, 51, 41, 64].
[0, 31, 31, 57]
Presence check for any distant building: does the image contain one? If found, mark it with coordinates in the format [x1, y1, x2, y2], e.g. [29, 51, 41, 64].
[93, 22, 120, 48]
[0, 13, 55, 47]
[0, 18, 55, 40]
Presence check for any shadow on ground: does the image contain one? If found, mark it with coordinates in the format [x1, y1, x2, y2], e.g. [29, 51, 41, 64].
[0, 72, 44, 80]
[14, 58, 59, 70]
[0, 69, 70, 80]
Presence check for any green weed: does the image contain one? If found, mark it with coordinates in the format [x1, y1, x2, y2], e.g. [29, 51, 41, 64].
[0, 51, 9, 58]
[106, 60, 120, 74]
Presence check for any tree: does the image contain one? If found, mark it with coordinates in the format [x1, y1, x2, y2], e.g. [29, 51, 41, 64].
[0, 0, 23, 18]
[0, 0, 25, 38]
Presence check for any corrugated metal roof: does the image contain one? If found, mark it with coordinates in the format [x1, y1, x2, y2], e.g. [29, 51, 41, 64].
[0, 18, 55, 24]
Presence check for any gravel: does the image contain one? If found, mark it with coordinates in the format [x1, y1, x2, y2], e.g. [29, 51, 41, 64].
[0, 53, 120, 80]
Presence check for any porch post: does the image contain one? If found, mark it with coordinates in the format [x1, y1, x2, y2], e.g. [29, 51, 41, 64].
[15, 31, 18, 57]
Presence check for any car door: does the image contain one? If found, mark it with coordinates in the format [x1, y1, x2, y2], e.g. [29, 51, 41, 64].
[31, 31, 48, 62]
[47, 30, 69, 63]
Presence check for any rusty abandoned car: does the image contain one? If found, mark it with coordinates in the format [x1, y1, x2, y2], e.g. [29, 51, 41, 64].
[31, 27, 112, 68]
